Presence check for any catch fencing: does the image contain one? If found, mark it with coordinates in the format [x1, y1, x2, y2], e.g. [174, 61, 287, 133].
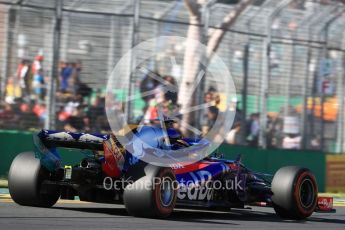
[0, 0, 344, 152]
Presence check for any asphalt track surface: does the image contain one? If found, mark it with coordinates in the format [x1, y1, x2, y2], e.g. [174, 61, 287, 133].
[0, 199, 344, 230]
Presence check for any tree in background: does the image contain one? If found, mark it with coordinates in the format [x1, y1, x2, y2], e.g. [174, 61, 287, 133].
[178, 0, 252, 135]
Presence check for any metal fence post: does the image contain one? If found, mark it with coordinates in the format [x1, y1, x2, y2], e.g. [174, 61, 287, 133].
[1, 1, 24, 98]
[341, 49, 345, 153]
[306, 6, 338, 150]
[283, 7, 316, 124]
[107, 15, 116, 76]
[241, 4, 265, 145]
[107, 2, 133, 77]
[152, 1, 179, 71]
[301, 19, 314, 150]
[337, 48, 345, 153]
[318, 8, 345, 151]
[45, 0, 62, 129]
[283, 39, 294, 119]
[241, 42, 249, 144]
[259, 0, 293, 149]
[126, 0, 140, 123]
[292, 11, 318, 149]
[60, 15, 69, 62]
[336, 29, 345, 153]
[0, 6, 11, 100]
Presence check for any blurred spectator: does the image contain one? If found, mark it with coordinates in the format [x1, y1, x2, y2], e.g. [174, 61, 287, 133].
[208, 86, 217, 94]
[87, 96, 106, 132]
[64, 106, 90, 132]
[32, 69, 45, 102]
[266, 114, 284, 149]
[32, 55, 44, 75]
[32, 103, 47, 122]
[0, 103, 16, 122]
[200, 88, 223, 136]
[225, 122, 241, 144]
[140, 72, 159, 105]
[282, 134, 301, 150]
[163, 75, 178, 105]
[154, 83, 166, 105]
[231, 98, 242, 125]
[139, 73, 180, 125]
[201, 92, 213, 135]
[18, 102, 39, 130]
[310, 135, 321, 150]
[68, 62, 80, 95]
[56, 106, 70, 130]
[96, 115, 111, 132]
[16, 60, 31, 97]
[160, 100, 181, 128]
[143, 99, 158, 123]
[64, 95, 81, 116]
[136, 106, 148, 124]
[77, 81, 92, 98]
[60, 62, 73, 93]
[5, 78, 21, 104]
[207, 106, 219, 130]
[212, 92, 221, 108]
[93, 95, 113, 132]
[246, 113, 260, 147]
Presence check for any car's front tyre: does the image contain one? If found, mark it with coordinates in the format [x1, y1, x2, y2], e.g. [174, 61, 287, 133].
[271, 166, 318, 220]
[123, 164, 177, 218]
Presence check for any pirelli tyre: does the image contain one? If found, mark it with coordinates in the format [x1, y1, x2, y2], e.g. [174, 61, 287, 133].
[123, 165, 177, 218]
[271, 166, 318, 220]
[8, 152, 60, 207]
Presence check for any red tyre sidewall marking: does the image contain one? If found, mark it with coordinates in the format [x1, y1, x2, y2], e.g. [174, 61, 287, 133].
[293, 171, 318, 216]
[153, 168, 177, 216]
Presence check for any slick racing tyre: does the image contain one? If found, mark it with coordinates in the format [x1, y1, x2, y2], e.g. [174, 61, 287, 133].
[8, 152, 60, 207]
[123, 164, 177, 218]
[271, 166, 318, 220]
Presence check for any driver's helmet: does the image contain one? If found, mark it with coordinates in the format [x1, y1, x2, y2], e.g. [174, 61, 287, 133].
[167, 128, 182, 143]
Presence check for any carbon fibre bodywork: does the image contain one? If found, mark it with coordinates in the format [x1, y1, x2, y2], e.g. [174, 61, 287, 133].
[32, 127, 272, 209]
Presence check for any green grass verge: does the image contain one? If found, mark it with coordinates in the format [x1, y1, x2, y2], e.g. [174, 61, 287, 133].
[0, 180, 8, 188]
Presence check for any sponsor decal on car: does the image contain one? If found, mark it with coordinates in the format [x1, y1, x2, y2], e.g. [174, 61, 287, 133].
[177, 183, 214, 201]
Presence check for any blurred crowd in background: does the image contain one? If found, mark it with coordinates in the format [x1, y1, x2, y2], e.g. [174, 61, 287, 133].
[1, 56, 95, 132]
[0, 53, 316, 151]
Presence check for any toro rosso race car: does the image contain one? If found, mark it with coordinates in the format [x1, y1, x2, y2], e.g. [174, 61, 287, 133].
[8, 124, 334, 219]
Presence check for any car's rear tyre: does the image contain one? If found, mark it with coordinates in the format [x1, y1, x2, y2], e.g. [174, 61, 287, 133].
[271, 166, 317, 220]
[8, 152, 60, 207]
[123, 164, 177, 218]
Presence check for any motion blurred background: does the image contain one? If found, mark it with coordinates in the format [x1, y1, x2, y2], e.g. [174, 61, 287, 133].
[0, 0, 344, 192]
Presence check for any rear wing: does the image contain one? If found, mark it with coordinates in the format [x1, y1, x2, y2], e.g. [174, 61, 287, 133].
[37, 129, 110, 151]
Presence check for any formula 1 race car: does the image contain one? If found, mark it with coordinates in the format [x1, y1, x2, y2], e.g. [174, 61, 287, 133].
[8, 125, 334, 219]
